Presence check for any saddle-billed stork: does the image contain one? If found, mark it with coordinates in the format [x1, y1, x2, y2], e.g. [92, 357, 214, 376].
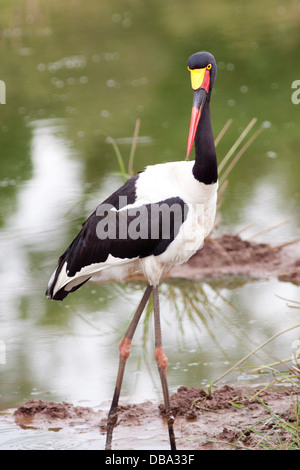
[46, 51, 218, 450]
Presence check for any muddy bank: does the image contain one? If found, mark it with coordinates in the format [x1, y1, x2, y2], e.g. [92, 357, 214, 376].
[14, 384, 299, 450]
[167, 233, 300, 285]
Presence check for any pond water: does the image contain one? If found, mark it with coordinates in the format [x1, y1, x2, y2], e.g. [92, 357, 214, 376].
[0, 0, 299, 449]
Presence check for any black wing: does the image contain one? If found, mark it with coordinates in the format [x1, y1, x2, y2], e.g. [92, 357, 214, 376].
[46, 175, 188, 300]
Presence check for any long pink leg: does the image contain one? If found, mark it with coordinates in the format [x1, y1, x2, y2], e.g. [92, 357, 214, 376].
[105, 284, 153, 450]
[152, 286, 176, 450]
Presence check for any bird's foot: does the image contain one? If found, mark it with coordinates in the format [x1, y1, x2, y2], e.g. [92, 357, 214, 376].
[105, 408, 119, 450]
[166, 411, 176, 450]
[166, 410, 175, 425]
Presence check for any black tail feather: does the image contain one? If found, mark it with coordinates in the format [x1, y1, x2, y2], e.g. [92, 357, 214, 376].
[46, 277, 90, 301]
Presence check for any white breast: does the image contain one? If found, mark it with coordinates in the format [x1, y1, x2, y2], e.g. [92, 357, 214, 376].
[135, 161, 218, 285]
[136, 160, 217, 205]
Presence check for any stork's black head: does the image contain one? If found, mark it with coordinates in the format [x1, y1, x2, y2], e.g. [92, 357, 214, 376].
[186, 51, 217, 160]
[187, 51, 217, 92]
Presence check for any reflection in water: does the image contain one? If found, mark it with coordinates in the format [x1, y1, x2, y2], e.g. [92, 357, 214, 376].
[1, 119, 82, 296]
[0, 120, 83, 407]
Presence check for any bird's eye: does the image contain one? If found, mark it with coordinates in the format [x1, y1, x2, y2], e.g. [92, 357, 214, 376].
[207, 64, 212, 70]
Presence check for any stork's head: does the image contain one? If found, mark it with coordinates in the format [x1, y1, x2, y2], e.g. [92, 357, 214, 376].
[186, 51, 217, 160]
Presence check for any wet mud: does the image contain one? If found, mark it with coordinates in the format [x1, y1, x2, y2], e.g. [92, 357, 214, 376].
[13, 384, 298, 450]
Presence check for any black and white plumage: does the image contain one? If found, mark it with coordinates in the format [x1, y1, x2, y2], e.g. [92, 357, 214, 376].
[46, 161, 217, 300]
[46, 51, 218, 450]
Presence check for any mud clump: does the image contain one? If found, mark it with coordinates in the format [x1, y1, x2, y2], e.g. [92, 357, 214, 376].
[13, 385, 299, 450]
[14, 399, 102, 429]
[160, 385, 257, 419]
[167, 233, 300, 285]
[15, 400, 73, 420]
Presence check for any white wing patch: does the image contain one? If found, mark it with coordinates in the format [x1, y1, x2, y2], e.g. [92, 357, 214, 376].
[50, 255, 139, 297]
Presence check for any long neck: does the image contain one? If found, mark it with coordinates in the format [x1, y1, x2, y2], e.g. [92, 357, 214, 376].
[192, 100, 218, 185]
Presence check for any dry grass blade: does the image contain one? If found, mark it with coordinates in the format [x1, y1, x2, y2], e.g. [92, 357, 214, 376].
[235, 222, 257, 236]
[216, 196, 224, 211]
[215, 118, 265, 211]
[217, 179, 228, 202]
[271, 237, 300, 250]
[247, 219, 289, 240]
[214, 118, 233, 147]
[275, 295, 300, 307]
[218, 117, 257, 174]
[212, 324, 300, 385]
[219, 124, 265, 186]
